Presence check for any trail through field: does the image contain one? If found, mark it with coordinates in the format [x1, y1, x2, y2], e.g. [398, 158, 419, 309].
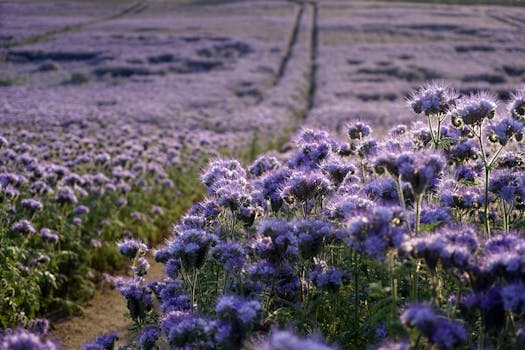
[50, 253, 165, 349]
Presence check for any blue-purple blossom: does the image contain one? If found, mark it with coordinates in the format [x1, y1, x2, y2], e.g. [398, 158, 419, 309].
[256, 330, 333, 350]
[0, 328, 58, 350]
[161, 310, 216, 349]
[408, 82, 458, 116]
[117, 238, 148, 259]
[138, 326, 160, 350]
[450, 92, 497, 126]
[508, 89, 525, 120]
[11, 219, 36, 235]
[347, 121, 372, 140]
[210, 241, 246, 273]
[309, 266, 349, 292]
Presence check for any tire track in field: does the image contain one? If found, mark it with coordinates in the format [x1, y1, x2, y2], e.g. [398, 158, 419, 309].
[273, 2, 305, 86]
[307, 1, 319, 111]
[2, 0, 150, 49]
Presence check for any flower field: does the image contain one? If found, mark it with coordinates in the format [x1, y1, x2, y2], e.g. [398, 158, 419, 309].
[1, 0, 525, 349]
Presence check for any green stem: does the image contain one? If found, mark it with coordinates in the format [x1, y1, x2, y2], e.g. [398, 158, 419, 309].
[415, 193, 423, 235]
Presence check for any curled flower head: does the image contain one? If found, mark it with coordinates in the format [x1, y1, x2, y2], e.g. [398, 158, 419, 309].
[450, 92, 497, 126]
[508, 89, 525, 121]
[487, 117, 524, 146]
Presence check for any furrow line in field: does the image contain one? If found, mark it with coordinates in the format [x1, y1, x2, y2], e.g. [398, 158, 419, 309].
[2, 0, 150, 49]
[273, 2, 305, 86]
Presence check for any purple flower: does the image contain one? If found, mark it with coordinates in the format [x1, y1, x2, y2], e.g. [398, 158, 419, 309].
[82, 332, 118, 350]
[138, 326, 159, 350]
[0, 328, 58, 350]
[256, 330, 333, 350]
[117, 238, 148, 258]
[408, 82, 458, 116]
[215, 295, 262, 346]
[116, 278, 153, 320]
[309, 266, 349, 292]
[55, 186, 78, 204]
[450, 92, 497, 126]
[347, 121, 372, 140]
[280, 170, 331, 204]
[508, 89, 525, 120]
[347, 206, 407, 259]
[294, 219, 333, 259]
[20, 198, 43, 212]
[40, 228, 59, 243]
[73, 205, 90, 215]
[11, 219, 36, 235]
[210, 241, 246, 273]
[488, 117, 524, 146]
[161, 310, 216, 349]
[249, 155, 281, 177]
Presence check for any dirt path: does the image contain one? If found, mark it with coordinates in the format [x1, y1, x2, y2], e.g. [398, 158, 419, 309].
[50, 255, 165, 349]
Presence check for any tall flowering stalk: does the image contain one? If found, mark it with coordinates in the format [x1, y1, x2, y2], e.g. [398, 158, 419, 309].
[408, 82, 458, 150]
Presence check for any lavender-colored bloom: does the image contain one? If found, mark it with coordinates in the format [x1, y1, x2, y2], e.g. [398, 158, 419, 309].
[320, 157, 356, 186]
[376, 339, 409, 350]
[40, 228, 59, 243]
[20, 198, 43, 212]
[508, 89, 525, 120]
[210, 241, 246, 273]
[261, 168, 291, 212]
[408, 82, 458, 116]
[400, 226, 477, 271]
[501, 282, 525, 313]
[489, 171, 524, 203]
[138, 326, 159, 350]
[0, 328, 58, 350]
[202, 159, 246, 190]
[117, 238, 148, 258]
[151, 205, 164, 216]
[280, 170, 331, 204]
[347, 121, 372, 140]
[90, 239, 102, 249]
[256, 330, 333, 350]
[439, 180, 482, 210]
[73, 205, 90, 215]
[488, 117, 524, 146]
[11, 219, 36, 235]
[288, 129, 336, 170]
[165, 228, 213, 269]
[347, 206, 406, 259]
[294, 219, 333, 259]
[324, 193, 373, 220]
[161, 310, 216, 349]
[450, 92, 497, 126]
[249, 155, 280, 177]
[55, 186, 78, 204]
[116, 278, 153, 320]
[309, 266, 349, 292]
[397, 152, 445, 196]
[429, 318, 467, 350]
[445, 139, 478, 164]
[215, 295, 262, 346]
